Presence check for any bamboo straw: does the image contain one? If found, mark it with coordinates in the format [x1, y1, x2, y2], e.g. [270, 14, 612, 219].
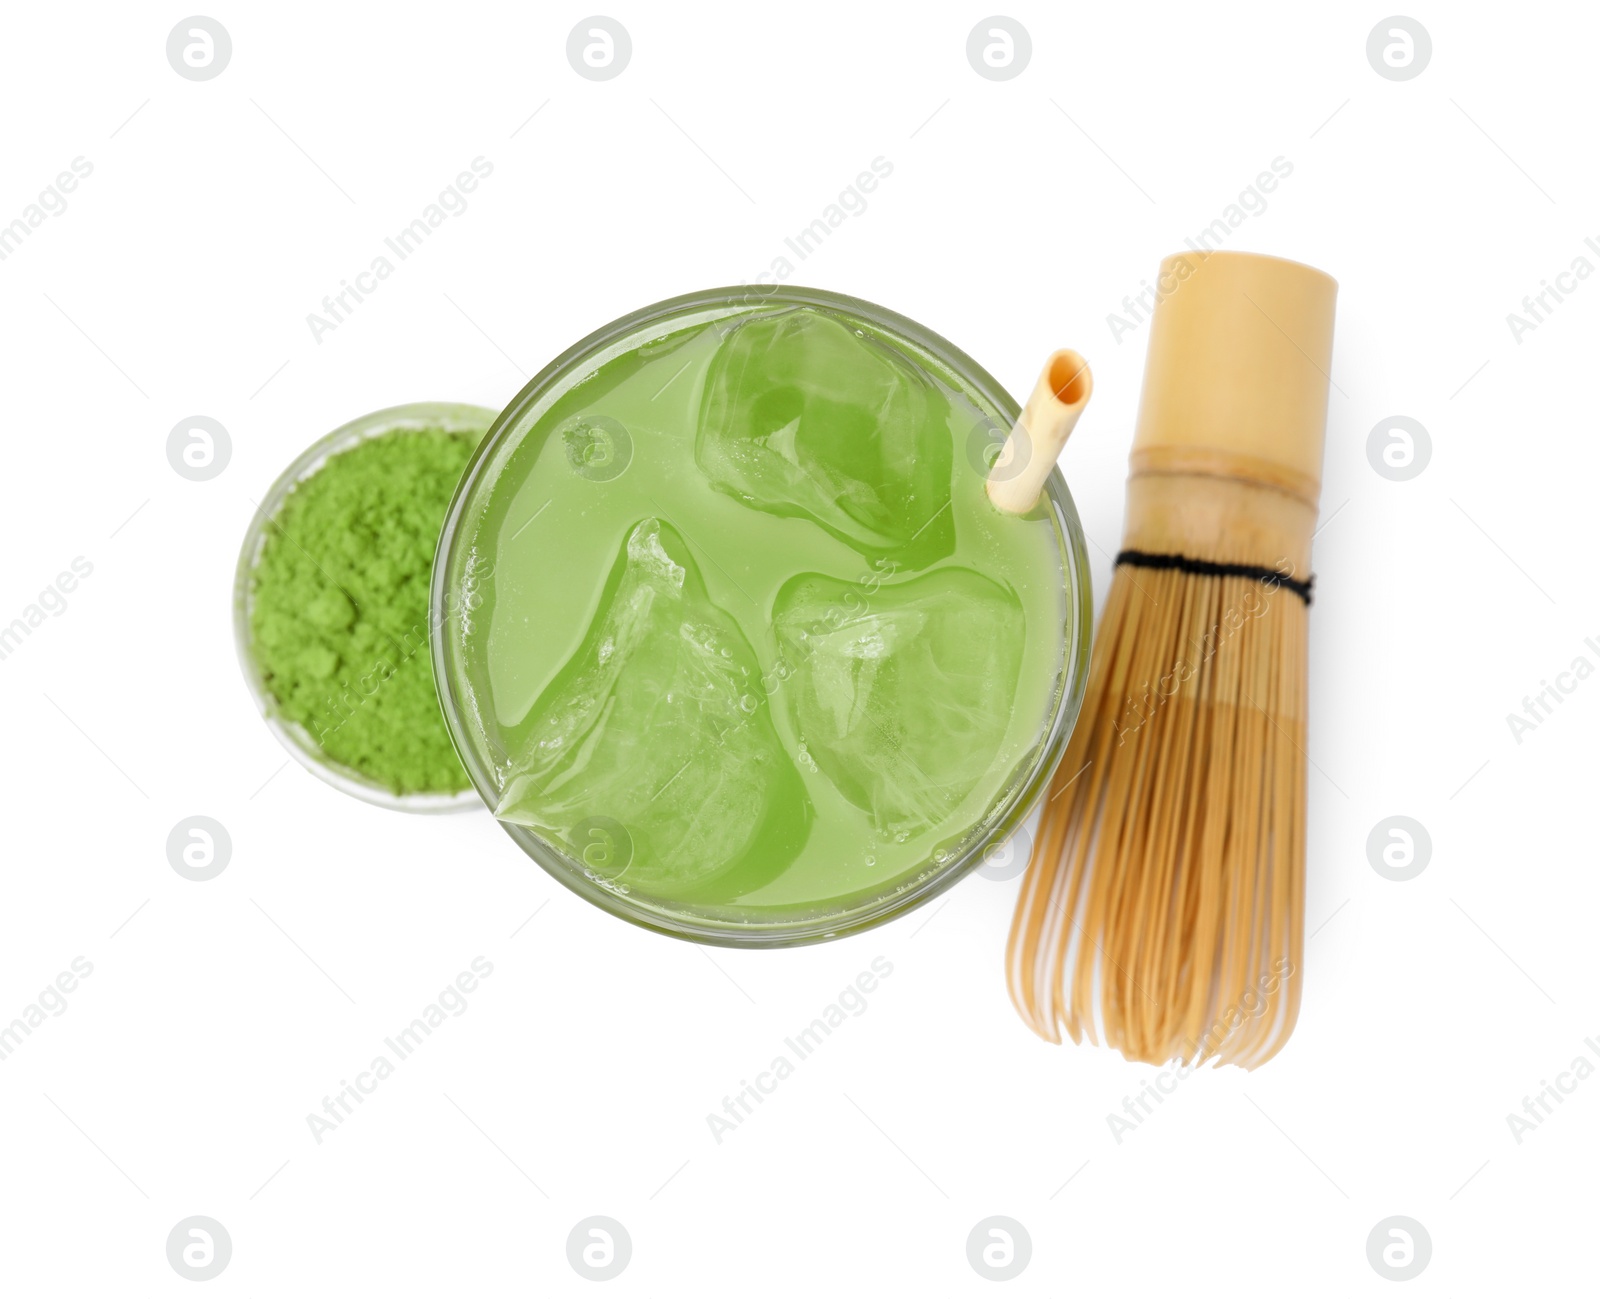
[987, 349, 1093, 515]
[1006, 251, 1336, 1069]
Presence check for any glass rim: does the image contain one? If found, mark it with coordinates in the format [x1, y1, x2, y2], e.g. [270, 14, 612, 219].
[234, 401, 498, 814]
[431, 285, 1094, 944]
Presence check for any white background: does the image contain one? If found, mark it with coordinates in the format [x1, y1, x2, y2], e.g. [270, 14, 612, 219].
[2, 2, 1596, 1293]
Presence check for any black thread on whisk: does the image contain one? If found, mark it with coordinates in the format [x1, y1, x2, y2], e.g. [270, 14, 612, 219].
[1114, 550, 1314, 606]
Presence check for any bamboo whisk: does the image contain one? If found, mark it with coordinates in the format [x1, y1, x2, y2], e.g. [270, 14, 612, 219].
[1007, 251, 1337, 1070]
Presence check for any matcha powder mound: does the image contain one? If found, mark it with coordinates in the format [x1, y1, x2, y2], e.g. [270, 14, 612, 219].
[248, 429, 476, 796]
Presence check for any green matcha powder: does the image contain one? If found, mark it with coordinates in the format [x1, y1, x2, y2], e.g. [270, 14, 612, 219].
[249, 429, 475, 796]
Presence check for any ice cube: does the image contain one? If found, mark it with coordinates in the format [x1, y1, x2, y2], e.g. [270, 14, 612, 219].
[698, 307, 954, 567]
[497, 518, 809, 895]
[772, 566, 1025, 839]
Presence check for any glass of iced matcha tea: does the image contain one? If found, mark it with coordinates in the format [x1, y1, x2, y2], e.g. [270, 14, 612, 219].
[432, 287, 1091, 944]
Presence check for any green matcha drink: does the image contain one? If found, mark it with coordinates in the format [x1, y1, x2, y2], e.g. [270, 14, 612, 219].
[434, 289, 1091, 942]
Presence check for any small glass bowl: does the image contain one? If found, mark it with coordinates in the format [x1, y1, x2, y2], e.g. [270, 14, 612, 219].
[432, 288, 1094, 942]
[234, 402, 497, 813]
